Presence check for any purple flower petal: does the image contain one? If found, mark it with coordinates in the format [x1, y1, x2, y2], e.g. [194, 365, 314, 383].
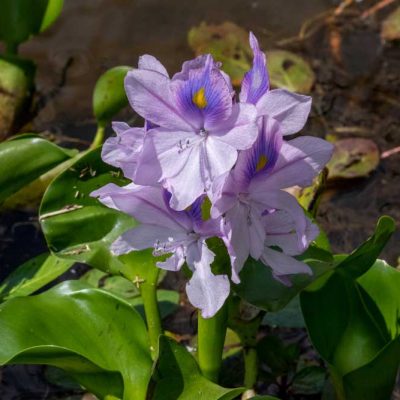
[264, 211, 319, 256]
[157, 248, 186, 271]
[138, 54, 169, 77]
[185, 241, 230, 318]
[251, 136, 334, 190]
[209, 103, 258, 149]
[261, 247, 312, 279]
[171, 55, 233, 130]
[256, 89, 312, 135]
[240, 32, 269, 105]
[101, 123, 145, 180]
[125, 69, 195, 131]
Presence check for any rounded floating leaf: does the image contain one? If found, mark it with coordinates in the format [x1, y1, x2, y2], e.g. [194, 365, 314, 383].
[93, 66, 131, 126]
[39, 147, 136, 275]
[188, 21, 252, 86]
[382, 7, 400, 41]
[0, 134, 76, 204]
[327, 138, 380, 180]
[267, 50, 315, 93]
[0, 0, 64, 47]
[0, 281, 152, 399]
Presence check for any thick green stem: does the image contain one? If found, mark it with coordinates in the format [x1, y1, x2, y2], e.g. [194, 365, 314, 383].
[90, 125, 105, 149]
[243, 347, 258, 389]
[197, 302, 228, 383]
[138, 271, 162, 359]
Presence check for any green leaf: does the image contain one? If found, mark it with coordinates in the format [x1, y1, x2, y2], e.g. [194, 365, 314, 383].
[267, 50, 315, 93]
[0, 253, 74, 301]
[0, 135, 76, 203]
[0, 0, 64, 47]
[152, 336, 244, 399]
[93, 66, 131, 126]
[0, 281, 152, 400]
[39, 147, 137, 276]
[234, 245, 333, 312]
[262, 295, 305, 328]
[300, 219, 399, 400]
[81, 269, 179, 319]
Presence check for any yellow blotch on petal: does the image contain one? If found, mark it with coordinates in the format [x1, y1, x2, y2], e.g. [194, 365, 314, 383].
[256, 155, 268, 172]
[192, 87, 207, 109]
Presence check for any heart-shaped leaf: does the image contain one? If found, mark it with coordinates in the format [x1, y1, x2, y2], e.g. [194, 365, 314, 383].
[0, 253, 74, 301]
[39, 147, 137, 276]
[0, 280, 152, 400]
[0, 134, 76, 204]
[93, 66, 131, 126]
[152, 336, 244, 399]
[0, 0, 64, 47]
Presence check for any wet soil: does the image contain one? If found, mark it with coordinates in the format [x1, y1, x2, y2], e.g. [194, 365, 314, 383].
[1, 0, 400, 399]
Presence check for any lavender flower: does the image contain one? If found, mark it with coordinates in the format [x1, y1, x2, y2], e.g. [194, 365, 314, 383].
[91, 184, 229, 318]
[240, 32, 312, 136]
[125, 54, 258, 211]
[92, 32, 334, 318]
[211, 117, 333, 283]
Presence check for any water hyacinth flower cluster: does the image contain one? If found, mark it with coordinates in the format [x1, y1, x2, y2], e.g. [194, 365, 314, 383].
[92, 32, 333, 318]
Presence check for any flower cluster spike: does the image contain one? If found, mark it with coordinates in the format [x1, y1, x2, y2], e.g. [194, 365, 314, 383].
[91, 33, 333, 318]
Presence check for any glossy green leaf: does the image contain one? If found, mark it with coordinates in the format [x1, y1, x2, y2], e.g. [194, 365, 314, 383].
[80, 268, 179, 319]
[0, 253, 74, 301]
[234, 245, 333, 312]
[0, 135, 76, 203]
[262, 295, 305, 328]
[300, 218, 399, 400]
[93, 66, 131, 126]
[152, 336, 244, 399]
[0, 0, 64, 47]
[39, 148, 137, 276]
[0, 281, 152, 400]
[267, 50, 315, 93]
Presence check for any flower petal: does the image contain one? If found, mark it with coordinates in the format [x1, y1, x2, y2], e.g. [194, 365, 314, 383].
[240, 32, 269, 105]
[102, 123, 145, 180]
[222, 203, 251, 284]
[138, 54, 169, 77]
[261, 247, 312, 279]
[157, 248, 186, 271]
[91, 183, 192, 231]
[125, 69, 194, 131]
[185, 241, 230, 318]
[256, 89, 312, 135]
[264, 211, 319, 255]
[172, 55, 233, 130]
[208, 103, 258, 150]
[251, 136, 334, 190]
[250, 189, 308, 249]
